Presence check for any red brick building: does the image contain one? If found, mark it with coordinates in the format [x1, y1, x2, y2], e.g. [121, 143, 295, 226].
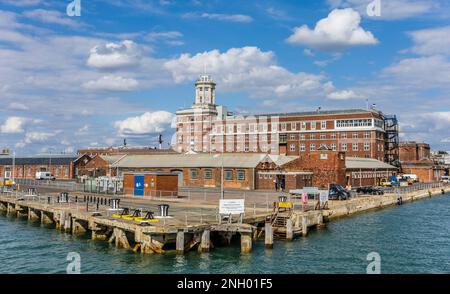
[0, 155, 76, 180]
[112, 152, 395, 191]
[176, 75, 399, 165]
[399, 141, 444, 182]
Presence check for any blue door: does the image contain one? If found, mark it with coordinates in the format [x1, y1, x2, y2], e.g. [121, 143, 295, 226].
[134, 176, 144, 196]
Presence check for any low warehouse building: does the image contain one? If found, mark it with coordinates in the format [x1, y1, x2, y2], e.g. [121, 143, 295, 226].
[345, 157, 398, 187]
[123, 172, 178, 197]
[0, 155, 76, 180]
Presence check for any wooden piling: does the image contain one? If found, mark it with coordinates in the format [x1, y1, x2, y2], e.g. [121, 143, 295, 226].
[286, 219, 293, 241]
[113, 228, 130, 249]
[240, 232, 252, 253]
[264, 222, 273, 249]
[199, 230, 210, 252]
[28, 207, 40, 220]
[301, 215, 308, 237]
[176, 231, 185, 255]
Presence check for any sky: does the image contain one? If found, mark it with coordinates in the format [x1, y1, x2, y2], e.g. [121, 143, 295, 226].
[0, 0, 449, 155]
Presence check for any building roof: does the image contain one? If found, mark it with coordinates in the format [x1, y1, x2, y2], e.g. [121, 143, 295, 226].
[345, 157, 397, 170]
[99, 155, 126, 165]
[113, 153, 281, 169]
[0, 155, 77, 165]
[238, 108, 381, 119]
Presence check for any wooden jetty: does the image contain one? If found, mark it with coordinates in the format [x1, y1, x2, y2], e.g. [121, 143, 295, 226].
[0, 192, 325, 255]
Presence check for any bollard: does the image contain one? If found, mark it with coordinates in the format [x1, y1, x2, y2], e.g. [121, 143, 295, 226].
[86, 202, 89, 212]
[47, 196, 51, 204]
[96, 202, 99, 211]
[265, 222, 273, 249]
[75, 196, 78, 203]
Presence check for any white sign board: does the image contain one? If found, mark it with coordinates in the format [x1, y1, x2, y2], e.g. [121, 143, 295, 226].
[319, 190, 329, 203]
[219, 199, 245, 215]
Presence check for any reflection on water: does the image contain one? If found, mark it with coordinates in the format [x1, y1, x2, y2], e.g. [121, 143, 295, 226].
[1, 194, 450, 274]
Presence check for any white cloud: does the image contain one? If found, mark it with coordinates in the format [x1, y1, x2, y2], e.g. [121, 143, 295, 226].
[23, 9, 82, 28]
[0, 116, 26, 133]
[7, 102, 29, 110]
[286, 8, 378, 51]
[164, 46, 334, 98]
[145, 30, 184, 46]
[82, 76, 139, 91]
[327, 0, 436, 20]
[15, 131, 55, 148]
[114, 111, 175, 136]
[1, 0, 42, 7]
[327, 90, 361, 100]
[183, 13, 253, 23]
[87, 40, 141, 69]
[383, 55, 450, 89]
[407, 26, 450, 56]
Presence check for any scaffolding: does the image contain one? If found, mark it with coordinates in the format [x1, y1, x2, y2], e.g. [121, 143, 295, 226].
[383, 114, 400, 167]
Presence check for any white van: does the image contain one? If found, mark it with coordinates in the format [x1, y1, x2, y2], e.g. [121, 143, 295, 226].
[35, 171, 55, 180]
[402, 174, 418, 182]
[441, 176, 450, 183]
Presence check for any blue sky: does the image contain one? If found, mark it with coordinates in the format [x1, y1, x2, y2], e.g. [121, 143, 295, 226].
[0, 0, 450, 155]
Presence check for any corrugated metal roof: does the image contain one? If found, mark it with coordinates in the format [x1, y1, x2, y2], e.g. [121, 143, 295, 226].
[345, 157, 397, 170]
[0, 155, 77, 165]
[99, 155, 126, 165]
[113, 153, 270, 168]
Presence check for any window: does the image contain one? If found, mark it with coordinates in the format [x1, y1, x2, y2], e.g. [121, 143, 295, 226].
[225, 170, 233, 181]
[237, 170, 245, 181]
[301, 122, 306, 130]
[310, 144, 316, 151]
[28, 167, 32, 176]
[290, 134, 296, 140]
[291, 122, 296, 130]
[364, 132, 370, 139]
[300, 134, 306, 141]
[331, 143, 337, 151]
[190, 169, 199, 179]
[321, 121, 327, 129]
[336, 119, 373, 128]
[331, 133, 336, 139]
[311, 121, 316, 130]
[300, 144, 306, 152]
[364, 143, 370, 151]
[352, 143, 358, 151]
[341, 143, 347, 151]
[279, 134, 287, 143]
[244, 145, 249, 152]
[290, 144, 296, 151]
[352, 133, 358, 139]
[281, 123, 287, 130]
[65, 168, 69, 177]
[310, 133, 315, 140]
[204, 169, 213, 179]
[341, 133, 347, 139]
[320, 133, 326, 140]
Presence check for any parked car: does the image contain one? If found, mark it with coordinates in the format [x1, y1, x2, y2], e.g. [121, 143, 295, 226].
[356, 186, 384, 195]
[329, 183, 350, 200]
[35, 171, 55, 180]
[441, 176, 450, 183]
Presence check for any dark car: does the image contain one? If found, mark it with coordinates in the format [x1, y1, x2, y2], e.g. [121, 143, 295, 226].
[356, 186, 384, 195]
[329, 183, 350, 200]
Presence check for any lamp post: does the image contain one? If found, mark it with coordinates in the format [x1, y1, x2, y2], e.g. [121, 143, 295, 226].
[12, 151, 15, 182]
[221, 148, 224, 200]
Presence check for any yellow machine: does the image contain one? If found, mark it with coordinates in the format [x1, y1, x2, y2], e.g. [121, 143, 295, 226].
[380, 178, 392, 187]
[112, 209, 159, 223]
[0, 178, 16, 189]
